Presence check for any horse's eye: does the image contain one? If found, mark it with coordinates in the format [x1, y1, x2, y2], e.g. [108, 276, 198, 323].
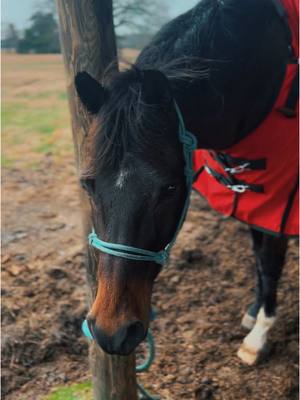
[80, 178, 95, 195]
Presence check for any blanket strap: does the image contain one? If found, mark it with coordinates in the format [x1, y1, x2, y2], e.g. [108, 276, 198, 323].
[204, 165, 264, 194]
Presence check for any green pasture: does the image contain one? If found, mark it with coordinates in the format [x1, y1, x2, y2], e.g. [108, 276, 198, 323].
[43, 381, 93, 400]
[2, 54, 73, 169]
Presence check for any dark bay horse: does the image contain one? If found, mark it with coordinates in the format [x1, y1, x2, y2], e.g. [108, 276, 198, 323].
[75, 0, 294, 365]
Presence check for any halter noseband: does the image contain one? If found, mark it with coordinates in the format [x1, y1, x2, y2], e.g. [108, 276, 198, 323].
[88, 102, 197, 265]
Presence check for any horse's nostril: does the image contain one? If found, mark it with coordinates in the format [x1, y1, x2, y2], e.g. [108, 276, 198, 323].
[126, 321, 144, 341]
[86, 318, 146, 355]
[115, 320, 145, 355]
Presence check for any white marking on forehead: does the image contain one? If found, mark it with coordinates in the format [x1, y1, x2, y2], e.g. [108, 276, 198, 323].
[116, 169, 130, 188]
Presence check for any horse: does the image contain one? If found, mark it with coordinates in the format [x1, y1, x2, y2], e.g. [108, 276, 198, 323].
[75, 0, 298, 365]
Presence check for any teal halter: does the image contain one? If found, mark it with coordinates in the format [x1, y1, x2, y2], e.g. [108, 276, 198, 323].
[87, 102, 197, 265]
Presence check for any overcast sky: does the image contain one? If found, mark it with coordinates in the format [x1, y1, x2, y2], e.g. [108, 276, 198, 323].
[2, 0, 199, 32]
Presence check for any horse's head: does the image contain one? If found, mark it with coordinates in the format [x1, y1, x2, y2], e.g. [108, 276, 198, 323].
[75, 68, 187, 355]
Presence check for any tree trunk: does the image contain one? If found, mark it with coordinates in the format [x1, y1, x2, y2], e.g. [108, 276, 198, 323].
[56, 1, 138, 399]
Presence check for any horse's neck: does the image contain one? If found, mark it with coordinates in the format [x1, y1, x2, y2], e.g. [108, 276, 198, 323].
[137, 0, 289, 150]
[171, 78, 239, 150]
[172, 59, 285, 150]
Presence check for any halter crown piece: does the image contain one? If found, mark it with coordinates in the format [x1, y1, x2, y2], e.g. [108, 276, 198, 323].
[82, 102, 197, 341]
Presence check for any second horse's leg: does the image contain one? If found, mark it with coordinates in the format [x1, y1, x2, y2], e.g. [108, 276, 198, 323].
[238, 231, 288, 365]
[241, 229, 264, 330]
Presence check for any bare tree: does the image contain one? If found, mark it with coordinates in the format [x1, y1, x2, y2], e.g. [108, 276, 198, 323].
[2, 23, 19, 50]
[39, 0, 169, 35]
[114, 0, 169, 34]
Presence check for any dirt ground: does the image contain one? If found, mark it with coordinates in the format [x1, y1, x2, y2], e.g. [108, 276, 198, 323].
[2, 53, 299, 400]
[2, 158, 299, 400]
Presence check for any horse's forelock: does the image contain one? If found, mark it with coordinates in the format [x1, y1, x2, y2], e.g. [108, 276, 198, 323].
[80, 68, 159, 179]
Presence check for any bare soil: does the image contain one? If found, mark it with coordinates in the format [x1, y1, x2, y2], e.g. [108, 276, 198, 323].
[2, 154, 298, 400]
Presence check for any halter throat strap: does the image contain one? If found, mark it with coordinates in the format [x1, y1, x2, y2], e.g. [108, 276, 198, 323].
[88, 101, 197, 265]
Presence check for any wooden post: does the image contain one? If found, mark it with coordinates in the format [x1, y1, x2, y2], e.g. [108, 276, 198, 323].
[56, 1, 138, 399]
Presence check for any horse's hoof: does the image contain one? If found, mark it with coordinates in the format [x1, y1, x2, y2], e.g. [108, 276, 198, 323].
[237, 343, 260, 365]
[241, 312, 256, 331]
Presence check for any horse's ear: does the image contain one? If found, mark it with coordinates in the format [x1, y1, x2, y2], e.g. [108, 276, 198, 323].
[75, 72, 106, 114]
[141, 69, 173, 107]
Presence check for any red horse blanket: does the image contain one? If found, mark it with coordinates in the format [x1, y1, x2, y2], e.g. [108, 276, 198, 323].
[193, 0, 299, 236]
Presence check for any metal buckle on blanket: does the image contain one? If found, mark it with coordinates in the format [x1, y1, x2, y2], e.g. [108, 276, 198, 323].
[225, 162, 250, 174]
[227, 184, 248, 193]
[205, 165, 250, 193]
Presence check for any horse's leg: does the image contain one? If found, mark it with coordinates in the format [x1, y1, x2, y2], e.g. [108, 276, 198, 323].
[237, 231, 288, 365]
[241, 228, 264, 330]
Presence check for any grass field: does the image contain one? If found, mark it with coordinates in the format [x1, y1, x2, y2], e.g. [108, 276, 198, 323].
[2, 50, 139, 170]
[2, 53, 73, 169]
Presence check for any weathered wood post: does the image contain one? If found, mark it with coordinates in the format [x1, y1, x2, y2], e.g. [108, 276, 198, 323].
[56, 1, 138, 399]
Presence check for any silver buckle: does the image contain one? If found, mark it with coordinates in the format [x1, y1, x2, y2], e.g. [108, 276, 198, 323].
[227, 184, 248, 193]
[225, 162, 250, 174]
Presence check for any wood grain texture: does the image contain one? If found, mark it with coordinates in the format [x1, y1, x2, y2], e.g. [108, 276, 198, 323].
[56, 1, 137, 399]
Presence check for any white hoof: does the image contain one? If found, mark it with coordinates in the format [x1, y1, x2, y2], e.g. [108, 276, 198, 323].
[237, 343, 260, 365]
[241, 312, 256, 331]
[238, 308, 275, 365]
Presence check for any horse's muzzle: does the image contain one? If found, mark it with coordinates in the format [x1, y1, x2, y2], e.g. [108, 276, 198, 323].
[87, 318, 146, 355]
